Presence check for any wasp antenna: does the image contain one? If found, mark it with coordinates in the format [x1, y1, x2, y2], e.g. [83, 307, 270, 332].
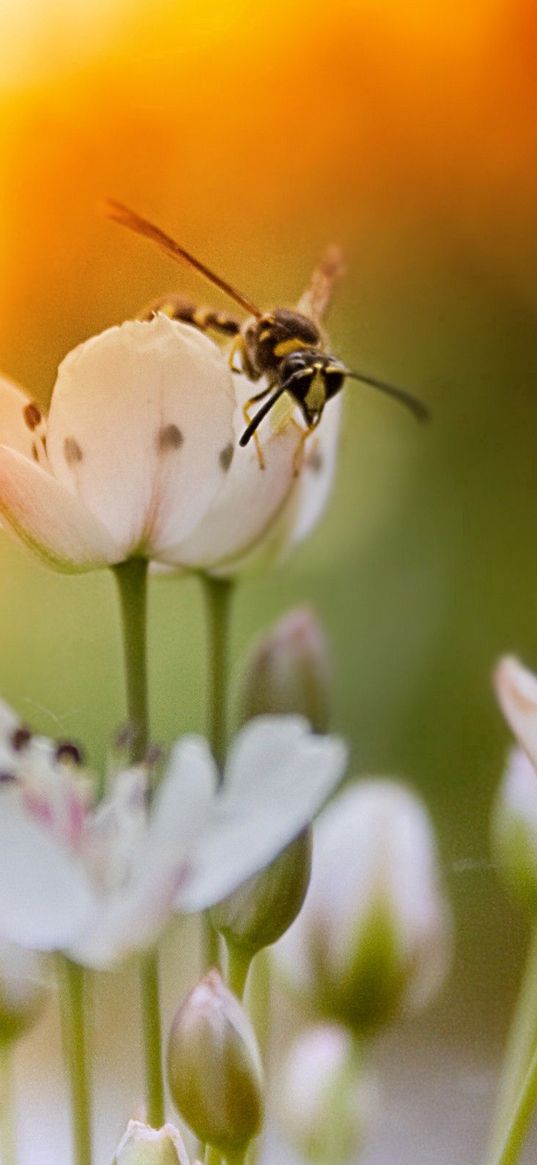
[103, 199, 263, 319]
[346, 370, 429, 423]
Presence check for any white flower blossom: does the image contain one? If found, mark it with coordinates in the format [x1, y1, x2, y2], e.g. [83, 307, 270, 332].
[0, 710, 346, 969]
[276, 780, 451, 1032]
[0, 311, 342, 576]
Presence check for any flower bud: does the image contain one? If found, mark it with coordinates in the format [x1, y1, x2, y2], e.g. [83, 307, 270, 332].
[0, 942, 47, 1043]
[166, 970, 264, 1152]
[112, 1121, 191, 1165]
[492, 747, 537, 911]
[216, 606, 329, 955]
[238, 606, 330, 733]
[210, 828, 312, 954]
[277, 781, 451, 1035]
[277, 1024, 374, 1164]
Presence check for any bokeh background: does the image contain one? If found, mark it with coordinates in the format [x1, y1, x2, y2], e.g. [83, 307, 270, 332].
[2, 0, 537, 1160]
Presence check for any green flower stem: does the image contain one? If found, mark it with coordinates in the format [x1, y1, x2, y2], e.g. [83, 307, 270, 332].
[249, 950, 271, 1057]
[59, 958, 92, 1165]
[140, 952, 165, 1128]
[201, 575, 234, 777]
[489, 1040, 537, 1165]
[490, 922, 537, 1154]
[114, 559, 149, 763]
[114, 558, 165, 1127]
[201, 575, 235, 972]
[0, 1042, 17, 1165]
[226, 942, 253, 1000]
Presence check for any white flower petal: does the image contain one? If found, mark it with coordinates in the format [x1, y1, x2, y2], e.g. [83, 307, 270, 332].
[176, 718, 347, 912]
[283, 394, 343, 550]
[71, 741, 218, 968]
[0, 374, 40, 459]
[144, 736, 217, 856]
[169, 420, 301, 571]
[495, 656, 537, 769]
[0, 445, 120, 571]
[0, 795, 95, 949]
[47, 316, 236, 560]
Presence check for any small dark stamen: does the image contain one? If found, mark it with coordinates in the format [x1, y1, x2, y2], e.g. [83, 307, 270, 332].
[0, 771, 16, 784]
[157, 423, 183, 452]
[55, 741, 84, 766]
[23, 402, 42, 431]
[11, 726, 32, 752]
[64, 437, 83, 465]
[219, 442, 234, 472]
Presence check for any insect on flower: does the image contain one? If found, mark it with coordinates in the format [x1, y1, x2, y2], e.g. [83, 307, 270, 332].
[105, 201, 429, 472]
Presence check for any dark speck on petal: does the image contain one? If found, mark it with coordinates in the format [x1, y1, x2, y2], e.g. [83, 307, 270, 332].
[157, 424, 184, 452]
[219, 442, 234, 472]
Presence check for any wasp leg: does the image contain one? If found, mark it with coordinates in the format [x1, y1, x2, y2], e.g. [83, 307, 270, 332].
[228, 333, 259, 378]
[242, 386, 274, 471]
[292, 416, 321, 477]
[139, 295, 241, 339]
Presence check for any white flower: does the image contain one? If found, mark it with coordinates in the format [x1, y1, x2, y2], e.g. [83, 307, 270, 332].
[112, 1120, 191, 1165]
[276, 780, 451, 1033]
[0, 713, 346, 969]
[173, 372, 343, 576]
[0, 311, 342, 575]
[492, 657, 537, 909]
[492, 746, 537, 911]
[494, 656, 537, 770]
[0, 315, 236, 571]
[277, 1023, 375, 1164]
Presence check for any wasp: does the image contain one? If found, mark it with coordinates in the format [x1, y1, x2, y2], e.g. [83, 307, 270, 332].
[105, 200, 428, 471]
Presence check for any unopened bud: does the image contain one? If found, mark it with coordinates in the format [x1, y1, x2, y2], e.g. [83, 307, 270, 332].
[210, 828, 312, 954]
[0, 942, 47, 1043]
[278, 1024, 374, 1164]
[238, 607, 330, 733]
[492, 747, 537, 911]
[277, 781, 451, 1035]
[112, 1121, 191, 1165]
[166, 970, 264, 1152]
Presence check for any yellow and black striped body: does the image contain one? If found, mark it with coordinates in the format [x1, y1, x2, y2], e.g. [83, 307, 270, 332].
[139, 294, 241, 339]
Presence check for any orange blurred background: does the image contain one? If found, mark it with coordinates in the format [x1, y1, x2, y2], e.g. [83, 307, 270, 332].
[2, 0, 537, 391]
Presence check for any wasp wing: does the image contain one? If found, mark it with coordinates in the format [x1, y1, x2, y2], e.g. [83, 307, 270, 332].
[297, 245, 345, 327]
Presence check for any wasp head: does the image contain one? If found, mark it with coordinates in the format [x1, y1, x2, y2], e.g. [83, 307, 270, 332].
[280, 350, 346, 426]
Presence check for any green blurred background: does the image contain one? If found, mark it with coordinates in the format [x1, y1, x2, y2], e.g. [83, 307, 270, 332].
[2, 0, 537, 1158]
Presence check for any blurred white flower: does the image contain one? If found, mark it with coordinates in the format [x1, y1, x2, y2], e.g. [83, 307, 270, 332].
[0, 940, 48, 1044]
[277, 1023, 375, 1165]
[0, 713, 346, 969]
[494, 656, 537, 770]
[492, 746, 537, 911]
[276, 780, 451, 1034]
[112, 1120, 191, 1165]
